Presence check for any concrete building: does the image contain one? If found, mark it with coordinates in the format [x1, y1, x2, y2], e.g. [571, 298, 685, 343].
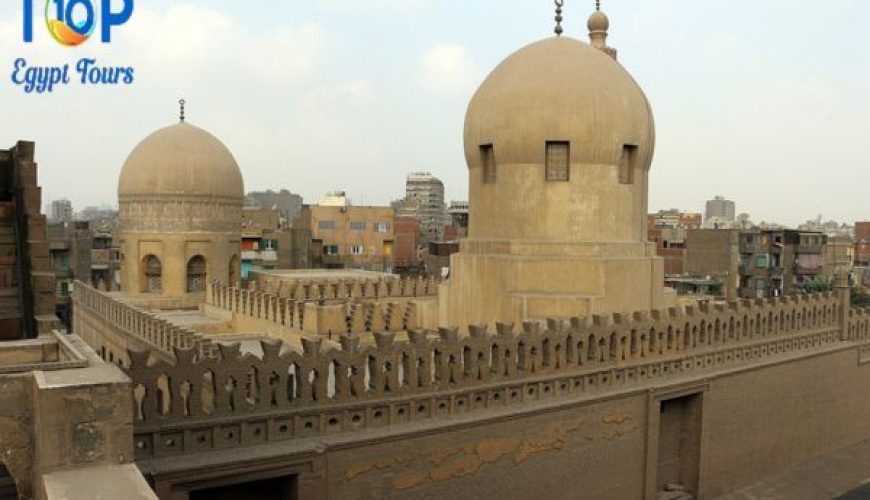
[448, 200, 469, 229]
[648, 225, 687, 276]
[855, 221, 870, 267]
[685, 229, 740, 300]
[393, 215, 422, 274]
[823, 235, 854, 279]
[240, 206, 312, 278]
[648, 209, 702, 230]
[49, 199, 73, 223]
[396, 172, 449, 243]
[89, 229, 120, 292]
[318, 191, 351, 207]
[738, 229, 826, 298]
[301, 202, 395, 272]
[704, 196, 735, 228]
[646, 210, 703, 276]
[47, 222, 91, 329]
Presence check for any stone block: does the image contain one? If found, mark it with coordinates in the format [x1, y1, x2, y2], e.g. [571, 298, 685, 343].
[33, 292, 56, 315]
[17, 161, 37, 187]
[31, 256, 49, 271]
[72, 422, 105, 463]
[14, 141, 35, 160]
[28, 241, 49, 259]
[31, 271, 55, 293]
[20, 185, 41, 212]
[0, 202, 15, 220]
[36, 315, 59, 335]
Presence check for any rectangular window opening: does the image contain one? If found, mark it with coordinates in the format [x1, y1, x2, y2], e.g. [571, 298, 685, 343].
[480, 144, 496, 184]
[545, 141, 570, 182]
[620, 144, 638, 184]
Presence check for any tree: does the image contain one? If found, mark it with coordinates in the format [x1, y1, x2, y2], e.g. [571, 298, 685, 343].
[798, 276, 833, 294]
[853, 287, 870, 308]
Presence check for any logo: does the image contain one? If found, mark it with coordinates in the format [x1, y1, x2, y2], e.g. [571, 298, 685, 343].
[24, 0, 134, 45]
[12, 0, 136, 93]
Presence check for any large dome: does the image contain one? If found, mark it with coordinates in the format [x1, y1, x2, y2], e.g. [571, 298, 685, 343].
[464, 36, 654, 170]
[118, 122, 244, 199]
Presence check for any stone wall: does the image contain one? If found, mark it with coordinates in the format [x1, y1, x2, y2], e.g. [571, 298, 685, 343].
[73, 283, 218, 366]
[206, 282, 426, 337]
[0, 333, 147, 500]
[250, 274, 440, 302]
[130, 292, 870, 499]
[125, 290, 854, 451]
[72, 275, 870, 499]
[0, 141, 59, 340]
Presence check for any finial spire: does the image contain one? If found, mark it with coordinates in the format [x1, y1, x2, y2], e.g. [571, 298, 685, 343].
[178, 99, 186, 122]
[588, 1, 617, 59]
[554, 0, 564, 36]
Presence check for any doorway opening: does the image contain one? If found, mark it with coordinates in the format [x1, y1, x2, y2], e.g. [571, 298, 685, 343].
[189, 474, 298, 500]
[656, 393, 702, 499]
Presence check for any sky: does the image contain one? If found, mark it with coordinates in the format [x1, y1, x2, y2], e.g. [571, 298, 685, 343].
[0, 0, 868, 227]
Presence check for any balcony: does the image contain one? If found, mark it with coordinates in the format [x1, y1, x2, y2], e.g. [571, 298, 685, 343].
[240, 250, 259, 261]
[260, 249, 278, 262]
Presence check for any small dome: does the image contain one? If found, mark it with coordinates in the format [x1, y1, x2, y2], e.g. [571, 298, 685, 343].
[118, 122, 244, 199]
[464, 36, 654, 170]
[587, 10, 609, 32]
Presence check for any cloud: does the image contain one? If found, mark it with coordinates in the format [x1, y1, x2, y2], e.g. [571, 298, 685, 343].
[123, 5, 330, 86]
[317, 0, 427, 13]
[419, 43, 478, 94]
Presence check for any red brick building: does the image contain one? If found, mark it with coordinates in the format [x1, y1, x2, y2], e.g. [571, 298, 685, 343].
[856, 221, 870, 267]
[393, 216, 421, 270]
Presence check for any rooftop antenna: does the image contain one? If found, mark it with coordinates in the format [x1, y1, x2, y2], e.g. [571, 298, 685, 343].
[554, 0, 564, 36]
[179, 99, 186, 122]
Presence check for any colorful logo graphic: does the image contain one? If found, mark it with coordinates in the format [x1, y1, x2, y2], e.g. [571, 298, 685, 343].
[45, 0, 95, 46]
[22, 0, 134, 45]
[13, 0, 136, 93]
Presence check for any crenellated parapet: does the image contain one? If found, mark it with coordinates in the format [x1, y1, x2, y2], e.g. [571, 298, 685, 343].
[849, 306, 870, 340]
[126, 290, 850, 458]
[73, 281, 218, 363]
[247, 275, 440, 302]
[207, 281, 424, 336]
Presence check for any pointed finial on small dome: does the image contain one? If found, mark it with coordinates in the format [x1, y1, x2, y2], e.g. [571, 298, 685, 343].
[179, 99, 186, 122]
[588, 1, 617, 59]
[554, 0, 564, 36]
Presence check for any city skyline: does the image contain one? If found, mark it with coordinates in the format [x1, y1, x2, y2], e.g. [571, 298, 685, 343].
[1, 0, 868, 226]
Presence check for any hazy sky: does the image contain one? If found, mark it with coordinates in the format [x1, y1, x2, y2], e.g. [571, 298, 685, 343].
[1, 0, 868, 226]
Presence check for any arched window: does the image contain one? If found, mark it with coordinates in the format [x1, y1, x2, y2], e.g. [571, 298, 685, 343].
[228, 254, 240, 285]
[187, 255, 206, 293]
[142, 255, 162, 293]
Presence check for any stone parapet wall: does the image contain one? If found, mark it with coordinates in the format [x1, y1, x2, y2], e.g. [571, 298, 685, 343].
[73, 282, 217, 365]
[126, 291, 855, 459]
[207, 282, 423, 336]
[252, 274, 440, 302]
